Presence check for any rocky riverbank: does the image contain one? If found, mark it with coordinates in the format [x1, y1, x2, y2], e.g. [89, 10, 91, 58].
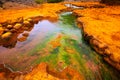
[0, 2, 120, 80]
[73, 3, 120, 70]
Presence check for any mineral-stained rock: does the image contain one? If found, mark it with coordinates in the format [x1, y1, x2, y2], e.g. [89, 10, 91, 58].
[23, 20, 30, 25]
[1, 32, 12, 39]
[22, 32, 29, 37]
[14, 23, 22, 29]
[24, 63, 59, 80]
[4, 29, 9, 32]
[73, 4, 120, 70]
[18, 36, 27, 42]
[7, 25, 13, 29]
[26, 18, 33, 22]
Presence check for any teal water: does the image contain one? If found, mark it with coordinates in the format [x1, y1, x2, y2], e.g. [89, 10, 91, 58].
[0, 12, 119, 80]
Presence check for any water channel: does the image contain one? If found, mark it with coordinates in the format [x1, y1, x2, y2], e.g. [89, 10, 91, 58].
[0, 12, 119, 80]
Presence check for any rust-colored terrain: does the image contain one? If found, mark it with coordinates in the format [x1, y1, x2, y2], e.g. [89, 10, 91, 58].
[0, 3, 66, 23]
[0, 2, 120, 80]
[73, 3, 120, 70]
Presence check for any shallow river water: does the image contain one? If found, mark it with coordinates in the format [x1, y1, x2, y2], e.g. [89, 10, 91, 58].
[0, 12, 119, 80]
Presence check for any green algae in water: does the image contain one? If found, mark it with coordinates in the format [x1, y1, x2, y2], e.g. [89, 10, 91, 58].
[31, 13, 120, 80]
[0, 12, 119, 80]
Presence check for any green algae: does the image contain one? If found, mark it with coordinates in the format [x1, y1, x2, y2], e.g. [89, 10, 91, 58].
[0, 12, 119, 80]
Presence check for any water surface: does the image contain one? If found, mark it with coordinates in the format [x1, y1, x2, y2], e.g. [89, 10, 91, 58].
[0, 12, 119, 80]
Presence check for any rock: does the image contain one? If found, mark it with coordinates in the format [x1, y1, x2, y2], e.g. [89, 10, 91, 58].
[14, 23, 22, 29]
[104, 49, 111, 55]
[18, 36, 27, 42]
[22, 32, 29, 37]
[97, 43, 106, 49]
[0, 27, 4, 35]
[22, 27, 29, 30]
[27, 18, 33, 22]
[7, 25, 13, 29]
[10, 29, 16, 33]
[4, 29, 9, 32]
[23, 20, 30, 25]
[24, 63, 59, 80]
[1, 32, 12, 39]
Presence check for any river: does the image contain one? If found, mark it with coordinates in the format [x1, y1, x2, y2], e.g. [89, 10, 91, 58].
[0, 12, 119, 80]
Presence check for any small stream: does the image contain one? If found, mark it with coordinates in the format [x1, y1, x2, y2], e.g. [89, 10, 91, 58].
[0, 12, 119, 80]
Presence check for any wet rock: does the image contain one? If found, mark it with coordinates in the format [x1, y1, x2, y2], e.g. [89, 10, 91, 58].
[1, 32, 12, 39]
[23, 20, 30, 25]
[18, 36, 27, 42]
[0, 27, 4, 35]
[22, 32, 29, 37]
[7, 25, 13, 29]
[14, 23, 22, 29]
[24, 63, 59, 80]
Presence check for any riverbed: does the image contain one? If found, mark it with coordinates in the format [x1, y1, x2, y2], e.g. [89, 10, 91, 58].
[0, 12, 120, 80]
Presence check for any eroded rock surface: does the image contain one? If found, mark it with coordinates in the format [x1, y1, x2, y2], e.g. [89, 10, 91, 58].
[73, 4, 120, 70]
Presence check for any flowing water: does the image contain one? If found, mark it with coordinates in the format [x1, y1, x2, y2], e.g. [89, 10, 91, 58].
[0, 12, 119, 80]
